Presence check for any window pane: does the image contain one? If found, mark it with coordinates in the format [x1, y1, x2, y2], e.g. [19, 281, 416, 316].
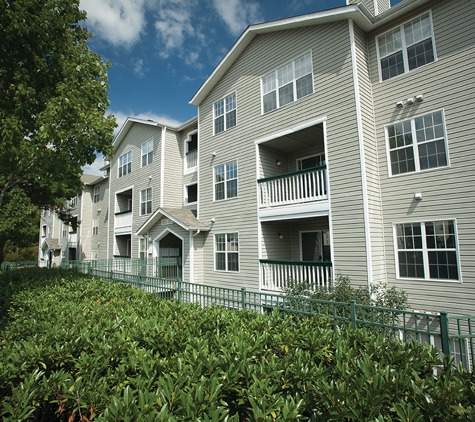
[226, 160, 237, 180]
[279, 83, 294, 107]
[214, 99, 224, 117]
[277, 63, 293, 86]
[379, 27, 402, 58]
[226, 109, 236, 129]
[263, 91, 277, 113]
[226, 179, 237, 198]
[215, 182, 224, 200]
[404, 14, 431, 46]
[215, 164, 225, 183]
[381, 51, 405, 81]
[216, 252, 226, 270]
[428, 251, 458, 280]
[262, 73, 276, 95]
[228, 253, 239, 272]
[227, 233, 239, 251]
[407, 39, 434, 71]
[294, 53, 312, 79]
[225, 93, 236, 111]
[398, 251, 424, 278]
[418, 140, 446, 170]
[215, 115, 224, 134]
[296, 74, 313, 99]
[215, 234, 226, 251]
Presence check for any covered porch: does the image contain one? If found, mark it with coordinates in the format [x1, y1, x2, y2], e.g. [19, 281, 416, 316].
[259, 216, 332, 292]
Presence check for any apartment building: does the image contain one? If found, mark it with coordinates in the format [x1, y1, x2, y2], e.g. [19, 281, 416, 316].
[40, 0, 475, 315]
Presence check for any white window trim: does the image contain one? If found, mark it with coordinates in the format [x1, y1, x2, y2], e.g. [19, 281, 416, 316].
[213, 92, 237, 135]
[213, 159, 238, 202]
[184, 182, 198, 205]
[140, 187, 152, 216]
[184, 130, 198, 174]
[376, 10, 437, 83]
[392, 219, 462, 283]
[260, 51, 314, 115]
[214, 232, 240, 273]
[385, 109, 450, 177]
[92, 219, 99, 236]
[141, 138, 154, 168]
[118, 150, 132, 178]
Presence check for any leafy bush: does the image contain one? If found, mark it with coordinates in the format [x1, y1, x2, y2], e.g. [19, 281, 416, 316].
[1, 268, 474, 421]
[284, 272, 409, 310]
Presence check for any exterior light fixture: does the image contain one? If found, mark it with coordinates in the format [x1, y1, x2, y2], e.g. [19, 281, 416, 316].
[276, 160, 282, 166]
[278, 233, 284, 240]
[396, 101, 404, 108]
[414, 193, 423, 200]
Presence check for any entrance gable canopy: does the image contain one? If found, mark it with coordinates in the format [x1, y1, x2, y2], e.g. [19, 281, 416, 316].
[41, 238, 60, 252]
[135, 207, 210, 236]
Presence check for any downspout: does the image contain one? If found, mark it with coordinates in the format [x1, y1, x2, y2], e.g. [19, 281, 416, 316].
[160, 126, 167, 208]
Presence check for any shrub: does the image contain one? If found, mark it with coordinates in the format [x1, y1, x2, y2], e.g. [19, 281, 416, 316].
[0, 268, 474, 421]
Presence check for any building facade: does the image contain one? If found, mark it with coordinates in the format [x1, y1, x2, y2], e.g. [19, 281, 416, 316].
[40, 0, 475, 315]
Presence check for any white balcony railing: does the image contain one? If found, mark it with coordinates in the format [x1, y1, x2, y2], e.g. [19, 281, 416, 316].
[115, 210, 132, 228]
[258, 166, 327, 208]
[186, 150, 197, 170]
[260, 259, 332, 292]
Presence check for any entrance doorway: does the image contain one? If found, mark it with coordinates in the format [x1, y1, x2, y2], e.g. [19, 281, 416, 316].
[300, 231, 331, 262]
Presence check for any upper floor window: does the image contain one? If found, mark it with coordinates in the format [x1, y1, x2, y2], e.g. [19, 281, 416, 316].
[185, 132, 198, 172]
[92, 219, 99, 236]
[185, 183, 198, 205]
[386, 111, 448, 176]
[377, 12, 436, 81]
[214, 93, 236, 135]
[140, 188, 152, 215]
[93, 186, 100, 203]
[394, 220, 459, 281]
[261, 52, 313, 114]
[141, 139, 153, 167]
[214, 160, 237, 201]
[69, 196, 78, 208]
[118, 151, 132, 177]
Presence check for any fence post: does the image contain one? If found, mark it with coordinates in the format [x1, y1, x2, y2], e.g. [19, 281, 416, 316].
[241, 288, 247, 310]
[88, 261, 92, 275]
[177, 279, 182, 303]
[138, 273, 142, 290]
[350, 300, 357, 329]
[439, 311, 451, 357]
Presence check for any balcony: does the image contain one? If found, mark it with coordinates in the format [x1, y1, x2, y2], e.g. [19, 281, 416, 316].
[258, 166, 328, 220]
[68, 233, 77, 247]
[115, 210, 132, 234]
[260, 259, 332, 293]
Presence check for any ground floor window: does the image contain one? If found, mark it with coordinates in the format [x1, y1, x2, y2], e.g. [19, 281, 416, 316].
[215, 233, 239, 272]
[394, 220, 459, 281]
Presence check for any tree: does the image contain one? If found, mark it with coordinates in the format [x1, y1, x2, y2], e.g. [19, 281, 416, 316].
[0, 188, 40, 264]
[0, 0, 115, 214]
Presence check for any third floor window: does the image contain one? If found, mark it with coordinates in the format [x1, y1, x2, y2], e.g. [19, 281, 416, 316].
[118, 151, 132, 178]
[214, 93, 236, 135]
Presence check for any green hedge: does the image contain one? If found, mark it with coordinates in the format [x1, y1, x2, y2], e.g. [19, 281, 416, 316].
[0, 268, 474, 421]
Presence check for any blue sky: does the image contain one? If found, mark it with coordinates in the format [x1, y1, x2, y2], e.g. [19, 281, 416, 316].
[80, 0, 402, 174]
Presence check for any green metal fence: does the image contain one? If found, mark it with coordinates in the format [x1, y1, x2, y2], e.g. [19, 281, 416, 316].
[6, 258, 474, 370]
[1, 261, 38, 271]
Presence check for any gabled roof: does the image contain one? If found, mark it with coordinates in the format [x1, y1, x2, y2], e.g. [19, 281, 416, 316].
[41, 238, 60, 251]
[189, 0, 431, 107]
[81, 173, 103, 185]
[112, 116, 198, 154]
[135, 207, 210, 235]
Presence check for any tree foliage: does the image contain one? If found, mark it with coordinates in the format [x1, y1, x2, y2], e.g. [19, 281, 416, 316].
[0, 0, 116, 213]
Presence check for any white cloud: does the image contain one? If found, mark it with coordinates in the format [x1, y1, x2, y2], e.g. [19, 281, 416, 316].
[211, 0, 262, 37]
[80, 0, 147, 48]
[132, 58, 145, 77]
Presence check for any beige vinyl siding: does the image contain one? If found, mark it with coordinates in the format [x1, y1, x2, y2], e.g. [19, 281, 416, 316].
[92, 178, 109, 260]
[368, 0, 475, 314]
[197, 22, 368, 290]
[347, 0, 390, 16]
[353, 23, 386, 286]
[162, 129, 183, 209]
[79, 188, 93, 260]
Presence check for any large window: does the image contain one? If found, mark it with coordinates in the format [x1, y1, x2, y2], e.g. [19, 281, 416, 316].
[386, 111, 448, 176]
[140, 188, 152, 215]
[215, 233, 239, 272]
[214, 93, 236, 135]
[377, 12, 435, 81]
[261, 52, 313, 114]
[118, 151, 132, 177]
[394, 220, 459, 281]
[214, 160, 237, 201]
[141, 139, 153, 167]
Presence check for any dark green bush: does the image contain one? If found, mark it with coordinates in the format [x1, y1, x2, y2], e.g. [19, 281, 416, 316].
[0, 268, 474, 421]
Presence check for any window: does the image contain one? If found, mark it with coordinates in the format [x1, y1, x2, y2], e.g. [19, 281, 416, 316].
[214, 93, 236, 134]
[186, 184, 198, 204]
[141, 139, 153, 167]
[91, 251, 98, 260]
[377, 12, 435, 81]
[386, 111, 448, 176]
[261, 52, 313, 114]
[42, 225, 47, 237]
[395, 220, 459, 281]
[139, 238, 149, 259]
[185, 132, 198, 171]
[62, 224, 67, 238]
[118, 151, 132, 177]
[140, 188, 152, 215]
[214, 160, 237, 200]
[69, 196, 78, 207]
[92, 219, 99, 236]
[215, 233, 239, 272]
[93, 186, 100, 203]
